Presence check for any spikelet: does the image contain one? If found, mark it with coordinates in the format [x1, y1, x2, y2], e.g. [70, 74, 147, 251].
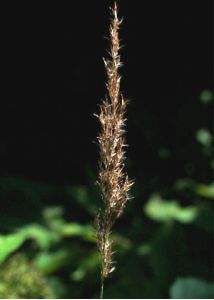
[94, 2, 133, 280]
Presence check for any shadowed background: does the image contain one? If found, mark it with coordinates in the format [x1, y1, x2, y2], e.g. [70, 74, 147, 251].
[0, 0, 213, 298]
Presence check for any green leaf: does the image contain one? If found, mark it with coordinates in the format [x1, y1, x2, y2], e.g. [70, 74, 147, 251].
[0, 233, 25, 263]
[144, 194, 198, 223]
[20, 224, 59, 249]
[196, 129, 212, 147]
[170, 277, 214, 299]
[200, 90, 213, 104]
[0, 224, 59, 264]
[35, 250, 69, 274]
[195, 183, 214, 199]
[60, 223, 95, 242]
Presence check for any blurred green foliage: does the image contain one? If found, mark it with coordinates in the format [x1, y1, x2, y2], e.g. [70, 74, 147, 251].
[0, 90, 213, 298]
[0, 254, 55, 298]
[144, 194, 198, 223]
[170, 278, 214, 299]
[200, 90, 214, 104]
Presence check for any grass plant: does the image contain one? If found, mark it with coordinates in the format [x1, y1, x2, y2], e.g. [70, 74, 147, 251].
[94, 3, 133, 298]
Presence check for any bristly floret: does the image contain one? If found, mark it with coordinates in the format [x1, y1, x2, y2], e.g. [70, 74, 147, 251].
[94, 2, 133, 279]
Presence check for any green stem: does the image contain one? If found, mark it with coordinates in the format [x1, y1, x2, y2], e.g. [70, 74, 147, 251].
[100, 275, 104, 299]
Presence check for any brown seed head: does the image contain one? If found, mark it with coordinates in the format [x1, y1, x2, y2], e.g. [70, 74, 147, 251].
[94, 2, 133, 279]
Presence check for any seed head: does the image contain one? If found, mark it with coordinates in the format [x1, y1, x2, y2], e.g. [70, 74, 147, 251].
[94, 2, 133, 279]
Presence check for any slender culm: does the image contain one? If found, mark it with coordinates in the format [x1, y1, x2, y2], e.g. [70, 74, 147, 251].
[94, 2, 133, 298]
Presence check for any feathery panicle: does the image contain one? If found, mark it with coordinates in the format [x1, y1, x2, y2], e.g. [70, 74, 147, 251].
[94, 2, 133, 282]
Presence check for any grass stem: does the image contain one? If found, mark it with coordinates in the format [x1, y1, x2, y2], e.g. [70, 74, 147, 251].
[100, 275, 104, 299]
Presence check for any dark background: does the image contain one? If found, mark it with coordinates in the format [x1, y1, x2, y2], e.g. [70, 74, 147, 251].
[1, 0, 212, 184]
[0, 0, 213, 298]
